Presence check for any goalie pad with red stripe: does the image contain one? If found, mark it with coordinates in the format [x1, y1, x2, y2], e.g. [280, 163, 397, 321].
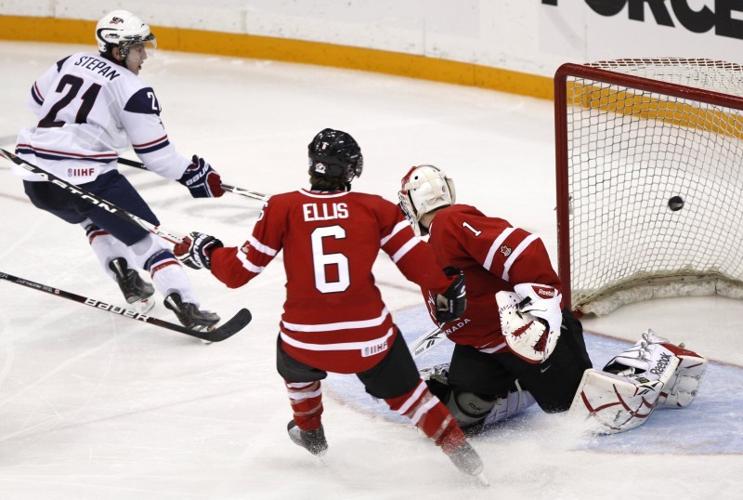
[569, 329, 705, 433]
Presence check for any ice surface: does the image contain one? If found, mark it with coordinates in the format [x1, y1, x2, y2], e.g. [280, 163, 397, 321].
[0, 41, 741, 499]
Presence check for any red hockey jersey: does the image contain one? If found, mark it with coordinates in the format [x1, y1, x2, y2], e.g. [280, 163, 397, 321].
[209, 189, 453, 373]
[420, 204, 561, 353]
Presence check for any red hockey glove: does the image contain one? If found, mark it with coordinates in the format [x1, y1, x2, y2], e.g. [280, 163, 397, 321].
[174, 232, 224, 270]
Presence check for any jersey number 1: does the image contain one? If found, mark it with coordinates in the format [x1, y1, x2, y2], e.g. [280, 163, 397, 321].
[311, 226, 350, 293]
[38, 74, 101, 128]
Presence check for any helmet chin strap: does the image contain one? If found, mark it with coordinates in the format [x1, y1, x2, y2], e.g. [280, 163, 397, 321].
[100, 45, 128, 67]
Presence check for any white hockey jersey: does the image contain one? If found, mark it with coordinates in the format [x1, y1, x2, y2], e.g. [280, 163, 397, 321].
[14, 52, 190, 185]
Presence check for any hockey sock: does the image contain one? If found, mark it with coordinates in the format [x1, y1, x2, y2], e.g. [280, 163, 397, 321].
[84, 221, 134, 281]
[385, 379, 466, 451]
[144, 249, 199, 304]
[286, 381, 323, 431]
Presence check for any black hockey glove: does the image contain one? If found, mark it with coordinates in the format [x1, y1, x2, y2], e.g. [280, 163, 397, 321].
[174, 232, 224, 270]
[178, 155, 225, 198]
[435, 267, 467, 323]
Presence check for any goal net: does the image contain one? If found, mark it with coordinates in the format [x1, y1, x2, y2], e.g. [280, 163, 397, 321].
[554, 58, 743, 315]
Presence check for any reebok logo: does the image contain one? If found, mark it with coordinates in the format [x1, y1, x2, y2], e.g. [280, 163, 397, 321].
[650, 352, 673, 376]
[533, 285, 557, 298]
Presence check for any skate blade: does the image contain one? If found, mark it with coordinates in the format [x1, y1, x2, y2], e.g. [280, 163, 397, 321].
[127, 297, 155, 314]
[473, 471, 490, 488]
[197, 324, 218, 343]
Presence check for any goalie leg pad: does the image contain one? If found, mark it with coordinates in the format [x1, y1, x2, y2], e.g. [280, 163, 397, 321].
[658, 343, 707, 409]
[448, 391, 497, 428]
[421, 363, 535, 429]
[571, 332, 684, 434]
[447, 387, 536, 429]
[482, 380, 536, 427]
[604, 330, 707, 410]
[568, 368, 667, 434]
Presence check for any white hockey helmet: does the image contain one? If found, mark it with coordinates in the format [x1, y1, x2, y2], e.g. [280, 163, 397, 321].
[398, 164, 456, 233]
[95, 10, 156, 57]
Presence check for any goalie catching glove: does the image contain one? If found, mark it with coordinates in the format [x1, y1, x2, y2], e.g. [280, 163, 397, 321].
[174, 232, 224, 270]
[495, 283, 563, 363]
[435, 267, 467, 323]
[178, 155, 225, 198]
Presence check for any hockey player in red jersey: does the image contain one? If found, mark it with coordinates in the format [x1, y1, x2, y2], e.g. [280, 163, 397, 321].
[174, 129, 487, 480]
[398, 165, 707, 434]
[12, 10, 224, 330]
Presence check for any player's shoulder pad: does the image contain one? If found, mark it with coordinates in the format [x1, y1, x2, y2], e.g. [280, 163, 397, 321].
[262, 190, 298, 209]
[347, 192, 400, 217]
[450, 203, 486, 218]
[431, 203, 465, 226]
[124, 87, 162, 115]
[431, 204, 487, 237]
[56, 55, 71, 72]
[346, 191, 393, 208]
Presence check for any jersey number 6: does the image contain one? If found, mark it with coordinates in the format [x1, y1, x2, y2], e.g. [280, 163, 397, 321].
[310, 225, 350, 294]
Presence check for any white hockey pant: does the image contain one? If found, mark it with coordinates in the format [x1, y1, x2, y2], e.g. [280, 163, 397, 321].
[83, 219, 199, 304]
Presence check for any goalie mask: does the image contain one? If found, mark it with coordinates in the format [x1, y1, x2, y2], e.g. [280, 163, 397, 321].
[308, 128, 364, 191]
[399, 165, 456, 235]
[96, 10, 156, 59]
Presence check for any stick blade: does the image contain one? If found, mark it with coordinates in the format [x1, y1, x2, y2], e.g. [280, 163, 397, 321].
[0, 147, 20, 163]
[202, 308, 253, 342]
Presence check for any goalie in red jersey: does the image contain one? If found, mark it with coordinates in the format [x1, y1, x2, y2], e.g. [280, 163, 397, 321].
[174, 129, 487, 481]
[398, 165, 707, 434]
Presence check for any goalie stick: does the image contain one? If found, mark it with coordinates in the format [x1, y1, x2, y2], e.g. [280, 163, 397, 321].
[0, 271, 252, 342]
[409, 326, 447, 358]
[0, 148, 186, 244]
[116, 157, 270, 203]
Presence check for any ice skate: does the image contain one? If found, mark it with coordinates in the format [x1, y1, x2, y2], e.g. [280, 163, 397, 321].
[109, 257, 155, 313]
[441, 435, 488, 486]
[287, 420, 328, 456]
[164, 292, 220, 331]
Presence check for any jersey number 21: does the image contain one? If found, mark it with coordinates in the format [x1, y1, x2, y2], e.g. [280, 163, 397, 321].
[38, 74, 101, 128]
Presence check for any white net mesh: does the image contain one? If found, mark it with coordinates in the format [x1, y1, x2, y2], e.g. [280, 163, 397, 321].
[562, 58, 743, 315]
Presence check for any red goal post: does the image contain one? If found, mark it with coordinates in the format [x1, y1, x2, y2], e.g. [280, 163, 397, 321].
[554, 59, 743, 315]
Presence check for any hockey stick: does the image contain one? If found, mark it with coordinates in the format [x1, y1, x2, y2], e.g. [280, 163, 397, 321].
[0, 148, 186, 244]
[409, 326, 447, 358]
[0, 271, 252, 342]
[117, 157, 270, 203]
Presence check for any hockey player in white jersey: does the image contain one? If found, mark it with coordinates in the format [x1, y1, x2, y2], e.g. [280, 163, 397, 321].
[12, 10, 224, 330]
